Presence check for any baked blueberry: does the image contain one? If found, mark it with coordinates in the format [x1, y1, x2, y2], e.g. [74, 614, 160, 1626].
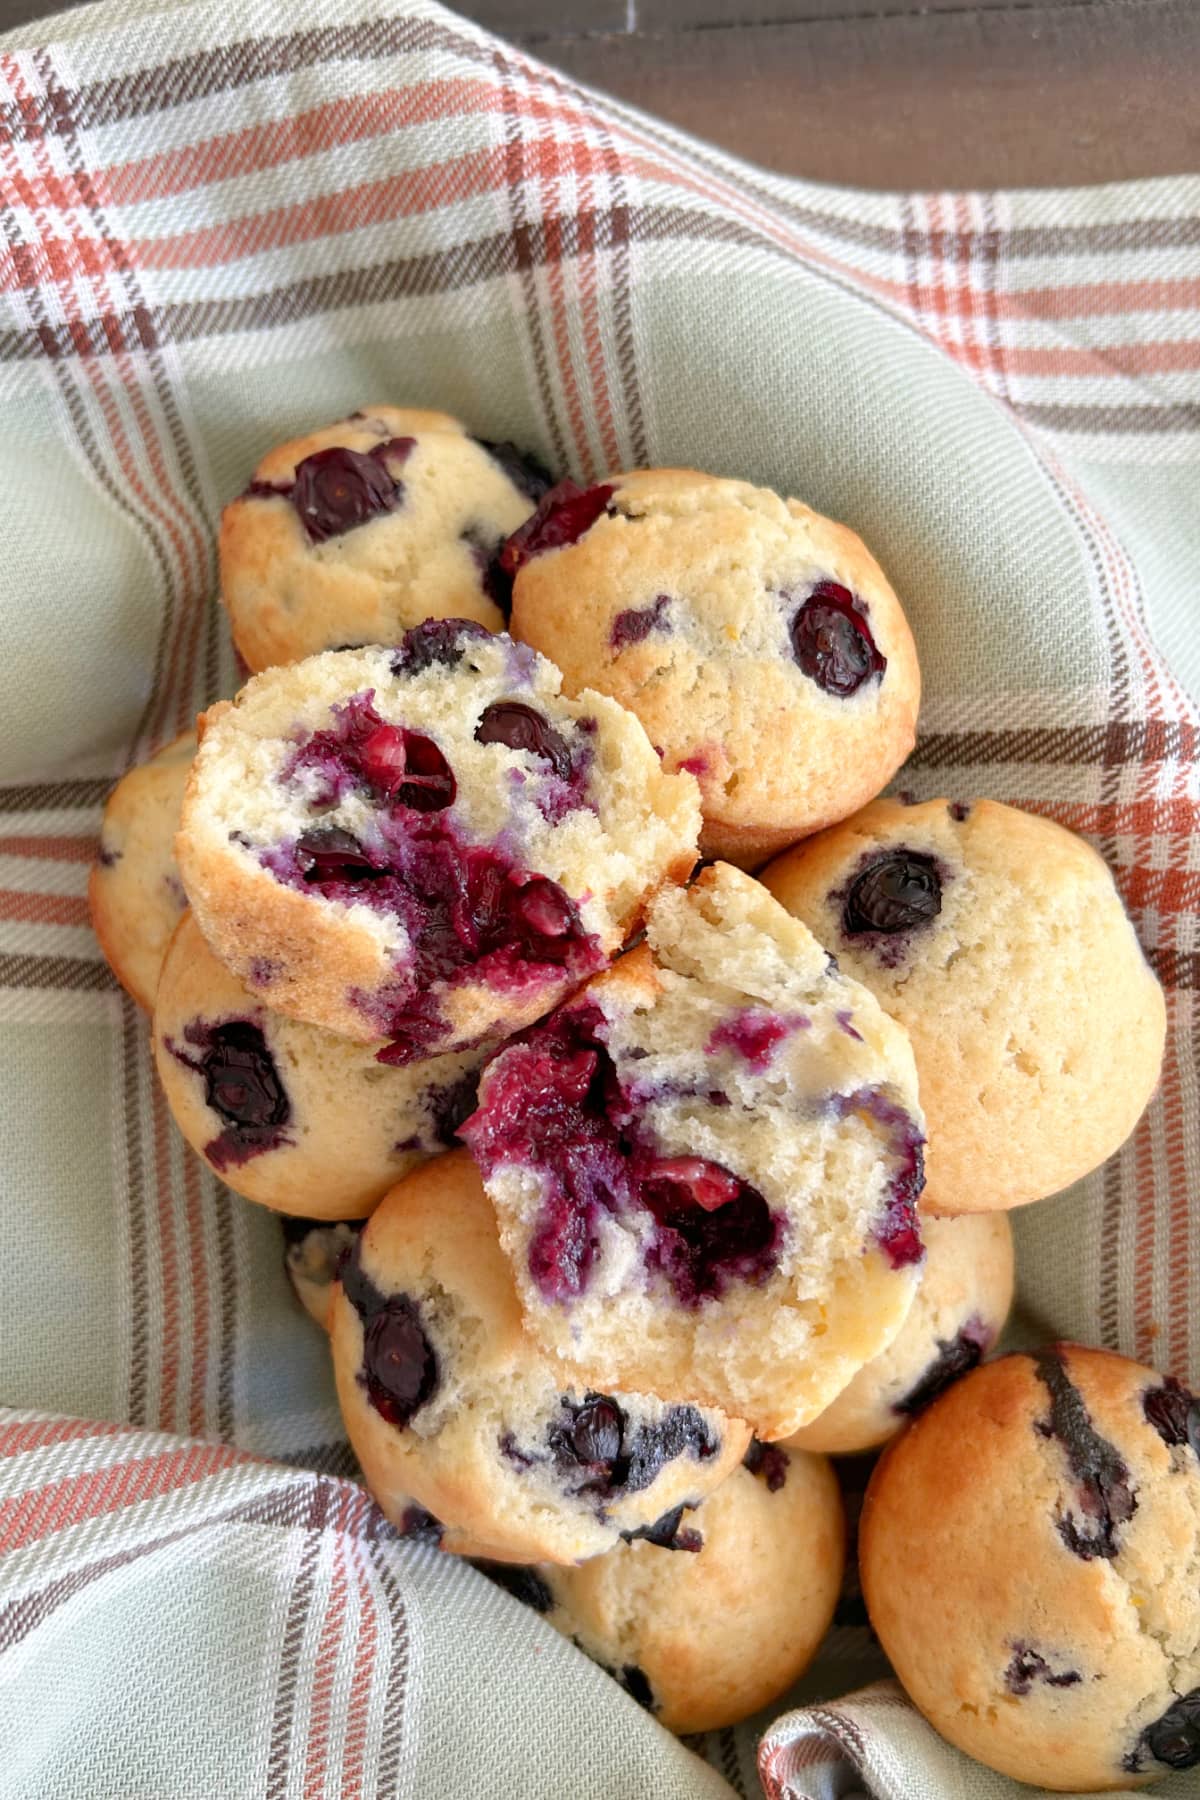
[499, 478, 615, 577]
[1127, 1690, 1200, 1774]
[789, 580, 885, 698]
[289, 439, 411, 544]
[162, 1015, 290, 1171]
[1143, 1376, 1200, 1460]
[1033, 1346, 1136, 1560]
[842, 850, 942, 936]
[742, 1439, 789, 1491]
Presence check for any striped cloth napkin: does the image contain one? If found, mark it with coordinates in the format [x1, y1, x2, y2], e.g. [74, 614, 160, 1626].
[1, 0, 1197, 1794]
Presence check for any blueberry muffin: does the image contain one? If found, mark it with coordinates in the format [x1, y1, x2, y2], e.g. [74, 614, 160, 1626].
[330, 1149, 750, 1564]
[462, 863, 926, 1440]
[861, 1345, 1200, 1790]
[496, 1444, 843, 1732]
[785, 1212, 1014, 1456]
[219, 408, 552, 671]
[507, 469, 920, 866]
[281, 1216, 364, 1328]
[175, 623, 700, 1059]
[153, 913, 483, 1215]
[89, 731, 195, 1009]
[762, 798, 1166, 1212]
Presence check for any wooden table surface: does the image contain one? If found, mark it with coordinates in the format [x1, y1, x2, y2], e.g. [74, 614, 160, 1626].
[2, 0, 1198, 191]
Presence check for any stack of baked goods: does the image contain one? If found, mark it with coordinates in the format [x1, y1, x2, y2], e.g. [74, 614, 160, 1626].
[90, 407, 1195, 1787]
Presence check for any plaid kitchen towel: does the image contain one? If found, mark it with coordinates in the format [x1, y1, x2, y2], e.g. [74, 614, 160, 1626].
[0, 0, 1197, 1793]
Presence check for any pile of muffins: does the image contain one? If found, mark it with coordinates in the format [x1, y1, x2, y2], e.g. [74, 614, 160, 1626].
[89, 408, 1199, 1789]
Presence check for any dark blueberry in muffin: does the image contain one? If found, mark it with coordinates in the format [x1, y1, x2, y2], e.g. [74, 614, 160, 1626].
[622, 1408, 718, 1491]
[540, 1394, 717, 1501]
[843, 851, 942, 936]
[288, 440, 414, 544]
[1126, 1689, 1200, 1773]
[610, 594, 671, 650]
[620, 1503, 702, 1552]
[341, 1242, 439, 1429]
[1143, 1376, 1200, 1460]
[742, 1439, 789, 1491]
[391, 617, 491, 676]
[618, 1665, 656, 1711]
[499, 479, 615, 577]
[1003, 1642, 1082, 1697]
[641, 1164, 782, 1307]
[555, 1394, 625, 1468]
[295, 827, 385, 884]
[475, 702, 573, 779]
[167, 1018, 292, 1170]
[201, 1021, 289, 1132]
[1033, 1348, 1136, 1560]
[423, 1069, 481, 1149]
[895, 1319, 993, 1417]
[398, 1504, 444, 1546]
[789, 581, 885, 697]
[359, 726, 457, 812]
[361, 1299, 438, 1429]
